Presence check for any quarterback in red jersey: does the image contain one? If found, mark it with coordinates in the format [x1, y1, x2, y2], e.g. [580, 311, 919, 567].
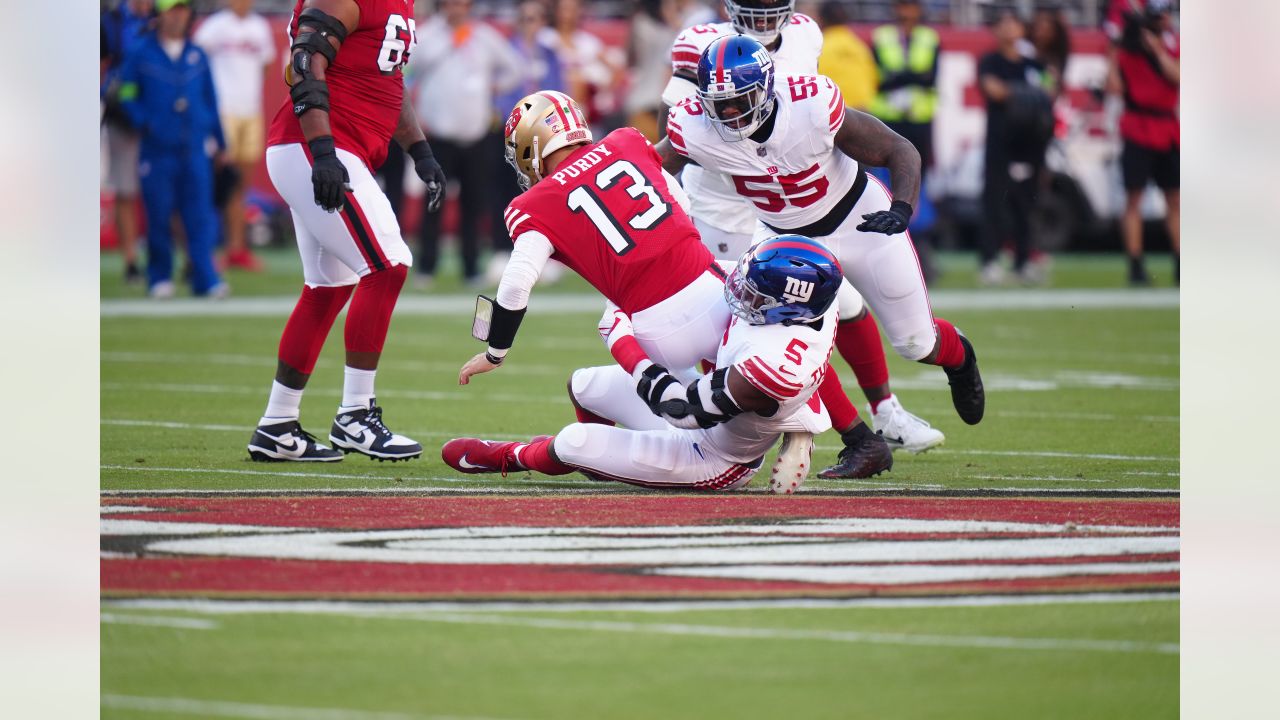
[458, 90, 730, 387]
[247, 0, 446, 463]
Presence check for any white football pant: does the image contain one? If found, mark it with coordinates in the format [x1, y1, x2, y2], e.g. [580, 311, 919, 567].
[266, 143, 413, 288]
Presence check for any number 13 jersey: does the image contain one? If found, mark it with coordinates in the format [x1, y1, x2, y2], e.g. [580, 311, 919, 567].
[268, 0, 416, 171]
[667, 74, 861, 234]
[503, 127, 715, 314]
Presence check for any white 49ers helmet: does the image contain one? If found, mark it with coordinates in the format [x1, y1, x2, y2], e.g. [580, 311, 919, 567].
[503, 91, 593, 191]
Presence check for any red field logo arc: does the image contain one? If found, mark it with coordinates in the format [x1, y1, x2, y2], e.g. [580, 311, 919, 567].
[102, 494, 1179, 601]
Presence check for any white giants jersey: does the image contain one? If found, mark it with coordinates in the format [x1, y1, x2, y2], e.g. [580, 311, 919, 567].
[662, 16, 823, 237]
[667, 74, 860, 234]
[700, 305, 836, 464]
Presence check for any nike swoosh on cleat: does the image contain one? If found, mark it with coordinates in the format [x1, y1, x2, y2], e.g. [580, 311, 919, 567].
[457, 455, 488, 470]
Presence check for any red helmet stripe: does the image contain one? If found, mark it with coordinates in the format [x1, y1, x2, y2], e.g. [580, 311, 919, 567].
[541, 92, 574, 132]
[757, 239, 840, 267]
[715, 38, 730, 84]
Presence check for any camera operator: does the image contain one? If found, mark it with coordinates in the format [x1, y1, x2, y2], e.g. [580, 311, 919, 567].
[1108, 0, 1180, 286]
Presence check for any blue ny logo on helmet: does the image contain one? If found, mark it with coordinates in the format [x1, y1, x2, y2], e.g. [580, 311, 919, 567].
[725, 235, 843, 326]
[696, 35, 776, 142]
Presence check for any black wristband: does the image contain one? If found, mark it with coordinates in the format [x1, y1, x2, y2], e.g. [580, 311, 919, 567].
[486, 301, 527, 351]
[407, 140, 434, 164]
[889, 200, 914, 221]
[484, 351, 505, 365]
[308, 135, 336, 158]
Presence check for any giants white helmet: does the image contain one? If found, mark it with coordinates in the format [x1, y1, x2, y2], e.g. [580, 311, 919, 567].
[725, 0, 795, 46]
[503, 91, 593, 191]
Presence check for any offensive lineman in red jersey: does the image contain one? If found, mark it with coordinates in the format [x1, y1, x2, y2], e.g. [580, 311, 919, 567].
[247, 0, 446, 462]
[453, 91, 891, 480]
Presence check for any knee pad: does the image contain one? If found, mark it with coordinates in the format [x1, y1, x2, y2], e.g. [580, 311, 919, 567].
[836, 279, 865, 319]
[553, 423, 596, 465]
[892, 330, 937, 362]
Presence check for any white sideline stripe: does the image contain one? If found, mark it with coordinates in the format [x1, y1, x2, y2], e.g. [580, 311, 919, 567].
[653, 561, 1180, 586]
[99, 289, 1180, 318]
[99, 694, 499, 720]
[99, 465, 605, 492]
[101, 518, 307, 536]
[101, 591, 1181, 615]
[369, 612, 1180, 655]
[99, 419, 1179, 465]
[101, 382, 566, 405]
[102, 351, 569, 377]
[100, 613, 218, 630]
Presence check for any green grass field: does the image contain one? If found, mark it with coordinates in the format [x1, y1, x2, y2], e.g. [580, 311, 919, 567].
[101, 249, 1179, 719]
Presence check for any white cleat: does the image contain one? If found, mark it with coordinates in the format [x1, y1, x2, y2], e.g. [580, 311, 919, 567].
[769, 432, 814, 494]
[871, 395, 945, 454]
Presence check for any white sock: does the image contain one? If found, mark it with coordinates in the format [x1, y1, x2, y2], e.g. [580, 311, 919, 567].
[339, 366, 377, 412]
[260, 381, 304, 426]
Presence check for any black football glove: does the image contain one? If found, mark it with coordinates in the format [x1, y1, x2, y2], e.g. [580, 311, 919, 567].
[856, 200, 913, 235]
[307, 136, 349, 212]
[408, 140, 446, 213]
[635, 364, 694, 420]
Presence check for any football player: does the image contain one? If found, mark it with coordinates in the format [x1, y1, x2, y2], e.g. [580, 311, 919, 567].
[458, 90, 891, 480]
[443, 235, 850, 493]
[664, 1, 946, 471]
[246, 0, 446, 462]
[659, 36, 985, 452]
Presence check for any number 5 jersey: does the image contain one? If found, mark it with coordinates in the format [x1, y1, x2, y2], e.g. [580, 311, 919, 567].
[502, 127, 717, 315]
[268, 0, 417, 171]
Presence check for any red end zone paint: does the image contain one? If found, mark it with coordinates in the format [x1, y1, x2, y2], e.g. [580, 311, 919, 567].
[102, 495, 1179, 601]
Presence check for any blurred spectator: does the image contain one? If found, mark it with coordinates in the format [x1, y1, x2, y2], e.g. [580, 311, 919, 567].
[544, 0, 624, 128]
[674, 0, 717, 27]
[194, 0, 275, 273]
[976, 10, 1055, 286]
[1108, 0, 1179, 286]
[625, 0, 680, 142]
[812, 1, 877, 111]
[118, 0, 226, 298]
[409, 0, 522, 288]
[868, 0, 940, 281]
[101, 0, 155, 286]
[869, 0, 939, 168]
[487, 0, 566, 284]
[1029, 5, 1071, 88]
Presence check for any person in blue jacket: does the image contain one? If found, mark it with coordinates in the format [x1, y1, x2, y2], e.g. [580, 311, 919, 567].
[117, 0, 226, 298]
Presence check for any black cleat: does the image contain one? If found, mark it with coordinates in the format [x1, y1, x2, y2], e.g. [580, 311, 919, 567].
[329, 399, 423, 461]
[944, 335, 985, 425]
[124, 261, 143, 286]
[248, 420, 343, 462]
[817, 424, 893, 479]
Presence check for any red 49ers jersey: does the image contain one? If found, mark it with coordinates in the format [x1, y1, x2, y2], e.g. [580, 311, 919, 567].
[503, 127, 715, 314]
[268, 0, 416, 169]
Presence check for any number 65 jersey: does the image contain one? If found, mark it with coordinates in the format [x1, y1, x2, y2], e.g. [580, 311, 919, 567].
[667, 75, 863, 235]
[268, 0, 417, 171]
[502, 127, 717, 314]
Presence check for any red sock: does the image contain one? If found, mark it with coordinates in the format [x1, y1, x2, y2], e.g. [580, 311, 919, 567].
[345, 264, 408, 353]
[609, 335, 649, 375]
[278, 284, 354, 374]
[516, 436, 575, 475]
[818, 364, 859, 431]
[931, 318, 966, 369]
[836, 314, 890, 391]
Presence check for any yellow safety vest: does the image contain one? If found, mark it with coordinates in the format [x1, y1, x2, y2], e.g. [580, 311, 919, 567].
[868, 24, 939, 124]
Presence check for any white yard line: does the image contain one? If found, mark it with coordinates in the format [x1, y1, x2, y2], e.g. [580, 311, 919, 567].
[100, 289, 1179, 318]
[380, 611, 1178, 655]
[99, 465, 602, 492]
[99, 694, 500, 720]
[101, 382, 566, 405]
[102, 351, 569, 377]
[103, 592, 1180, 616]
[100, 613, 218, 630]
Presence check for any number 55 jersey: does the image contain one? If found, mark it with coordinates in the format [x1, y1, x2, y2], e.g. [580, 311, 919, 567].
[667, 74, 863, 237]
[503, 126, 718, 315]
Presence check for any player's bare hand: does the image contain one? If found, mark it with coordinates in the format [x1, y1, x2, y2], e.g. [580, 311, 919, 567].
[459, 353, 501, 385]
